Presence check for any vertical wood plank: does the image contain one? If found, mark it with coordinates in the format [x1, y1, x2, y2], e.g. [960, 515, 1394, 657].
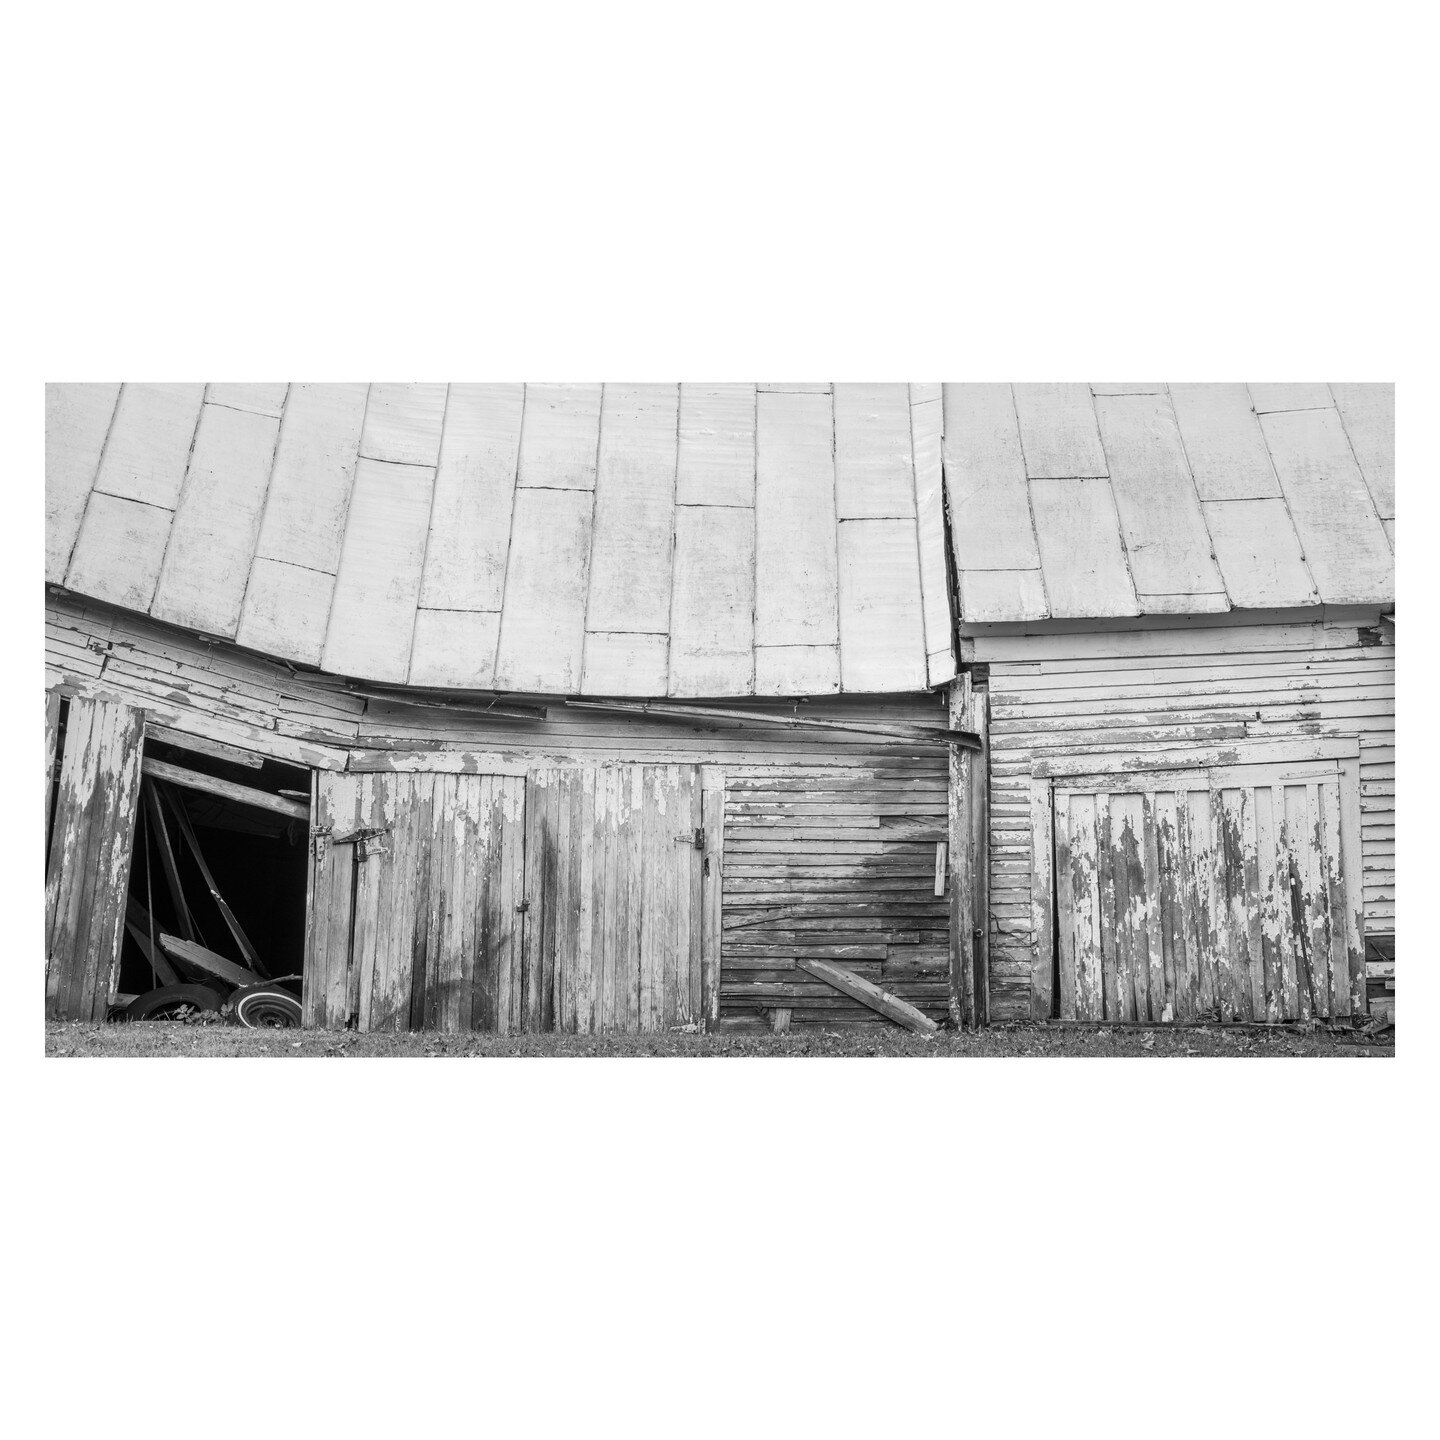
[1096, 791, 1121, 1022]
[639, 766, 661, 1031]
[659, 766, 681, 1028]
[1320, 780, 1350, 1018]
[1155, 791, 1187, 1020]
[1303, 782, 1332, 1018]
[623, 766, 644, 1031]
[407, 773, 437, 1031]
[520, 770, 552, 1032]
[1054, 793, 1076, 1019]
[574, 767, 597, 1033]
[1182, 790, 1218, 1019]
[700, 765, 725, 1031]
[1072, 792, 1103, 1020]
[1338, 759, 1367, 1015]
[1252, 785, 1281, 1021]
[687, 767, 704, 1025]
[1240, 785, 1265, 1021]
[1140, 794, 1165, 1022]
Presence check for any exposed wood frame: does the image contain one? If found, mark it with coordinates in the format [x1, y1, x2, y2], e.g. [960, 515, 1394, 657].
[142, 757, 311, 821]
[1032, 736, 1360, 778]
[565, 697, 980, 750]
[144, 722, 265, 769]
[143, 782, 197, 942]
[344, 682, 548, 722]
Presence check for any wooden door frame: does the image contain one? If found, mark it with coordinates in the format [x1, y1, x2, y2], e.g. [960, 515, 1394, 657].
[1028, 736, 1364, 1020]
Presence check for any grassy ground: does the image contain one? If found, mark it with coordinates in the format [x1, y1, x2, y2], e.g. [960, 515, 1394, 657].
[46, 1018, 1393, 1058]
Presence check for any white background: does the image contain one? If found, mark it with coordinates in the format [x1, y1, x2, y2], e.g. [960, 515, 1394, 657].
[3, 3, 1430, 1437]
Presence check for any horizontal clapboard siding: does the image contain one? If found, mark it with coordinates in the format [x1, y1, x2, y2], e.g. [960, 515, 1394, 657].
[46, 593, 949, 772]
[720, 759, 950, 1026]
[970, 611, 1395, 1020]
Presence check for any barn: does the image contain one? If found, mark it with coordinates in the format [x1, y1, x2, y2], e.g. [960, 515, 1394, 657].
[42, 382, 1395, 1033]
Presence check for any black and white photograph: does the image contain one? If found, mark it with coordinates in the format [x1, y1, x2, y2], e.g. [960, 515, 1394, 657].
[7, 4, 1426, 1439]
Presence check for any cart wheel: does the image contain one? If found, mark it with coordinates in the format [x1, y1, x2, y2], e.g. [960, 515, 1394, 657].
[124, 984, 225, 1022]
[231, 984, 303, 1029]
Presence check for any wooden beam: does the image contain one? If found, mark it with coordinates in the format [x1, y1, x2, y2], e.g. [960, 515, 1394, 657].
[565, 698, 979, 749]
[158, 933, 258, 990]
[143, 781, 197, 943]
[124, 897, 180, 986]
[345, 683, 547, 721]
[797, 958, 939, 1034]
[700, 765, 726, 1033]
[142, 758, 309, 821]
[144, 723, 265, 768]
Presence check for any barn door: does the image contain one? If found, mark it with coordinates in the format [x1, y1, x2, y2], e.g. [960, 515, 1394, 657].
[44, 695, 146, 1021]
[1049, 760, 1364, 1023]
[522, 765, 704, 1033]
[303, 771, 528, 1032]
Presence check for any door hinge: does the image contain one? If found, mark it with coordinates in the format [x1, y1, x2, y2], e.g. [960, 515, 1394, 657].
[326, 825, 393, 861]
[675, 827, 705, 851]
[516, 899, 531, 914]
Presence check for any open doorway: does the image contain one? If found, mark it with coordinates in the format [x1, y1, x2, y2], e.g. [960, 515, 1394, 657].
[117, 736, 311, 1026]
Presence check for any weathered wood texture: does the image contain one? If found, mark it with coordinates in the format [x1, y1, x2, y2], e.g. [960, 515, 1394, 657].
[44, 695, 146, 1020]
[48, 593, 948, 773]
[1047, 764, 1363, 1023]
[524, 765, 704, 1033]
[719, 755, 951, 1027]
[48, 382, 952, 695]
[969, 613, 1394, 1019]
[942, 383, 1393, 621]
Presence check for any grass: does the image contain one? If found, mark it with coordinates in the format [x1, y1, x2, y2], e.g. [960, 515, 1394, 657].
[46, 1018, 1394, 1058]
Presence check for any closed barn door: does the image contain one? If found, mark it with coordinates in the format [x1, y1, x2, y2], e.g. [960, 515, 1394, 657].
[522, 765, 704, 1033]
[720, 757, 951, 1026]
[1048, 758, 1365, 1023]
[304, 771, 527, 1032]
[44, 694, 146, 1021]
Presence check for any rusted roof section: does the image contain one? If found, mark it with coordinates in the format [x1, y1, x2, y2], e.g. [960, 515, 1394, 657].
[944, 383, 1394, 623]
[46, 383, 956, 697]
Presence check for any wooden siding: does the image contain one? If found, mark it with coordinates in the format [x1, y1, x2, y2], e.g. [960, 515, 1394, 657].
[969, 611, 1394, 1020]
[719, 758, 950, 1027]
[44, 694, 146, 1021]
[47, 593, 948, 773]
[48, 382, 952, 696]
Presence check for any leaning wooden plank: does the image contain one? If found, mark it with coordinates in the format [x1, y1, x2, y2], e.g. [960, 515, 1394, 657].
[1093, 393, 1227, 603]
[1329, 382, 1394, 520]
[64, 492, 174, 612]
[909, 388, 956, 681]
[1168, 384, 1281, 501]
[124, 905, 180, 986]
[1201, 499, 1318, 609]
[943, 384, 1044, 572]
[493, 487, 593, 692]
[517, 383, 602, 490]
[677, 384, 755, 506]
[158, 933, 258, 990]
[797, 958, 939, 1033]
[46, 383, 121, 582]
[46, 698, 104, 1015]
[755, 390, 838, 648]
[833, 383, 915, 519]
[253, 382, 368, 573]
[152, 401, 282, 636]
[1027, 478, 1138, 618]
[1258, 408, 1393, 605]
[1011, 383, 1108, 478]
[92, 383, 205, 508]
[142, 758, 309, 820]
[143, 782, 197, 941]
[359, 383, 448, 466]
[669, 505, 755, 696]
[321, 457, 435, 684]
[418, 383, 524, 611]
[837, 519, 928, 691]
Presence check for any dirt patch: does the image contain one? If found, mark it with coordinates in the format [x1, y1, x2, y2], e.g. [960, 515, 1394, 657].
[45, 1019, 1393, 1059]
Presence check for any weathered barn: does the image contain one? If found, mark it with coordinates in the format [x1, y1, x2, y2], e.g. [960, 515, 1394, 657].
[43, 382, 1395, 1032]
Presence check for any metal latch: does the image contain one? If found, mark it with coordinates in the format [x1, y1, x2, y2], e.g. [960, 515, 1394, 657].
[675, 828, 704, 852]
[314, 825, 393, 862]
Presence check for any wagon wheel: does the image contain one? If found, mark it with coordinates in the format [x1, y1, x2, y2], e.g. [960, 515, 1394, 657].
[230, 984, 303, 1029]
[123, 984, 226, 1022]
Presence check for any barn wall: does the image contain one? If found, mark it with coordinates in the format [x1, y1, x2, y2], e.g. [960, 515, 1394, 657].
[46, 592, 947, 769]
[969, 609, 1395, 1020]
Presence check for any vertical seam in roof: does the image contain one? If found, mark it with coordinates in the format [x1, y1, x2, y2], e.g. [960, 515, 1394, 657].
[1085, 386, 1141, 614]
[1006, 383, 1053, 619]
[1163, 382, 1233, 611]
[663, 383, 681, 697]
[906, 384, 934, 681]
[232, 383, 291, 640]
[60, 382, 124, 587]
[828, 384, 842, 691]
[577, 383, 607, 693]
[748, 383, 758, 695]
[1248, 385, 1324, 606]
[403, 384, 450, 684]
[489, 384, 525, 687]
[150, 385, 211, 617]
[320, 384, 376, 670]
[1327, 382, 1392, 537]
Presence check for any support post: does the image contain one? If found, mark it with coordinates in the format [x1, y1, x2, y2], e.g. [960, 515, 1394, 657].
[949, 674, 990, 1029]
